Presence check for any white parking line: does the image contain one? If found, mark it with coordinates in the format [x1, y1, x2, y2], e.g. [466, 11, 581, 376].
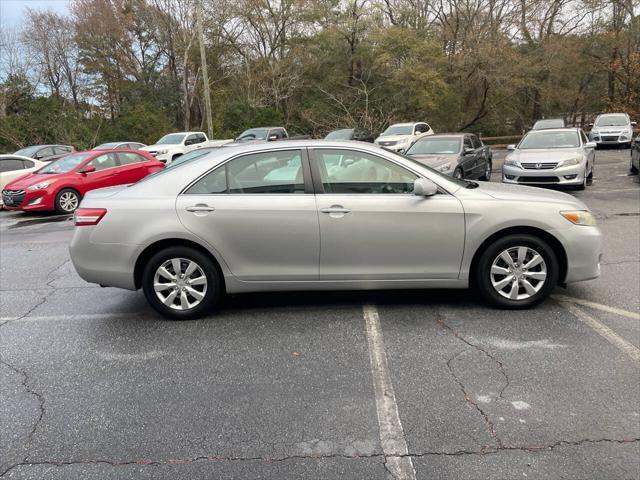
[552, 295, 640, 320]
[558, 301, 640, 362]
[362, 304, 416, 480]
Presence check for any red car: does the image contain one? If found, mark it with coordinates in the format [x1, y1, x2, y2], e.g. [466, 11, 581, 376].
[2, 150, 164, 213]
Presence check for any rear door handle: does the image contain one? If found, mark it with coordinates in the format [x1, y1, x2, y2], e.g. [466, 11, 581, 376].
[186, 204, 215, 212]
[320, 206, 351, 214]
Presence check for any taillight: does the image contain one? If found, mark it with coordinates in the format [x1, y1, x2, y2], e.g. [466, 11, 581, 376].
[74, 208, 107, 226]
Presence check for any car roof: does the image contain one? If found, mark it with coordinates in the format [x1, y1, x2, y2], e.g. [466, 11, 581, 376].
[389, 122, 423, 127]
[426, 133, 470, 137]
[0, 154, 38, 161]
[526, 127, 580, 133]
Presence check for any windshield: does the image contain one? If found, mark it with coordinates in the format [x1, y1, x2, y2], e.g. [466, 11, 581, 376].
[156, 134, 186, 145]
[325, 129, 354, 140]
[14, 146, 42, 157]
[518, 131, 580, 149]
[39, 153, 91, 174]
[94, 142, 119, 150]
[237, 128, 269, 141]
[533, 119, 564, 129]
[595, 114, 629, 127]
[407, 137, 461, 155]
[381, 125, 413, 136]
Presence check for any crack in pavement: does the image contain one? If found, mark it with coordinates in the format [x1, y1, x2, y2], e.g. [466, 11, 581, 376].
[436, 312, 510, 449]
[2, 439, 638, 477]
[0, 359, 46, 469]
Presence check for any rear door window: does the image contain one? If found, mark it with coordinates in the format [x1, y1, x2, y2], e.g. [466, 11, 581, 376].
[118, 152, 146, 165]
[89, 153, 119, 171]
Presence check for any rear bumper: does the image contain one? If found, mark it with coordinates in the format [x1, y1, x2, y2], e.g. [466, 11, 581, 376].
[69, 227, 140, 290]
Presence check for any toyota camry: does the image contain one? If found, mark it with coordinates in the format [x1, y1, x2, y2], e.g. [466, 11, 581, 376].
[69, 141, 602, 320]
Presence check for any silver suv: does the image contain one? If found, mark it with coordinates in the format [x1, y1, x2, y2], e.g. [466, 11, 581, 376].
[589, 113, 636, 148]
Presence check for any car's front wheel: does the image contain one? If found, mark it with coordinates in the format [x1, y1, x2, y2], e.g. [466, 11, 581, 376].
[480, 159, 492, 181]
[475, 234, 559, 309]
[55, 188, 81, 214]
[142, 246, 221, 320]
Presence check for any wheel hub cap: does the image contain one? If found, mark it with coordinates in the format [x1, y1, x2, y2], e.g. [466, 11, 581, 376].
[490, 246, 547, 301]
[153, 258, 208, 310]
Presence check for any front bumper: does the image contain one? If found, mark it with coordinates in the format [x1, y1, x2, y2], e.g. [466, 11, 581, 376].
[550, 225, 602, 284]
[1, 189, 55, 211]
[502, 162, 586, 186]
[590, 132, 632, 145]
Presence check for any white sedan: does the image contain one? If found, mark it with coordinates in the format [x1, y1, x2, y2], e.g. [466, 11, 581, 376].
[0, 155, 47, 208]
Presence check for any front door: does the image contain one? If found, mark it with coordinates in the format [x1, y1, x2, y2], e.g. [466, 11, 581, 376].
[310, 148, 465, 280]
[176, 148, 320, 281]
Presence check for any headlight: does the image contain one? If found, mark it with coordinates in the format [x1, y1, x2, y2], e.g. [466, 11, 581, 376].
[28, 181, 54, 191]
[504, 158, 519, 167]
[560, 210, 597, 226]
[437, 163, 453, 172]
[562, 157, 581, 166]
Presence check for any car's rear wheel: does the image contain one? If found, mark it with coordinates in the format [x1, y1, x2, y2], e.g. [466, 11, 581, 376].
[55, 188, 81, 214]
[142, 246, 221, 320]
[475, 234, 559, 309]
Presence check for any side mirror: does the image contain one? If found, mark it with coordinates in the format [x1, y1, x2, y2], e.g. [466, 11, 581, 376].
[589, 123, 594, 127]
[585, 142, 597, 149]
[80, 165, 96, 174]
[268, 135, 278, 141]
[464, 147, 475, 155]
[507, 144, 516, 151]
[413, 177, 438, 197]
[631, 121, 637, 126]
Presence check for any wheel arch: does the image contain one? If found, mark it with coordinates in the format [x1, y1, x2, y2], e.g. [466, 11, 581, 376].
[469, 226, 568, 286]
[134, 238, 226, 291]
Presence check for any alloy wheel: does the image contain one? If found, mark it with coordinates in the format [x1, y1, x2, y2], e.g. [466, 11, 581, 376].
[59, 191, 79, 212]
[153, 258, 208, 310]
[490, 246, 547, 300]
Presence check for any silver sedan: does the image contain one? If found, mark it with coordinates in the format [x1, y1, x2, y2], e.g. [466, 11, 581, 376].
[503, 128, 595, 190]
[70, 141, 602, 320]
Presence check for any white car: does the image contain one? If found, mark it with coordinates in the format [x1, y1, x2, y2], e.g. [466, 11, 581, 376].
[0, 155, 47, 208]
[589, 113, 637, 148]
[374, 122, 434, 152]
[140, 132, 232, 164]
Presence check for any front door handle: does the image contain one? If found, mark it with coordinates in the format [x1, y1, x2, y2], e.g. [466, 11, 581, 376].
[186, 204, 215, 212]
[320, 205, 351, 214]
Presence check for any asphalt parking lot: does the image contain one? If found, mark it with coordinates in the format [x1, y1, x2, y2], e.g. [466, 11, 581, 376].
[1, 149, 638, 479]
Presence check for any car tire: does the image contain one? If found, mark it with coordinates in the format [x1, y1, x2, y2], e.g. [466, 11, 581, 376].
[479, 159, 492, 181]
[142, 246, 221, 320]
[631, 160, 639, 174]
[475, 234, 559, 309]
[171, 154, 182, 163]
[453, 167, 464, 180]
[54, 188, 81, 214]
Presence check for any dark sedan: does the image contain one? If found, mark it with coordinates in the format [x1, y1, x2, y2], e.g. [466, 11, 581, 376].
[405, 133, 492, 180]
[14, 144, 74, 162]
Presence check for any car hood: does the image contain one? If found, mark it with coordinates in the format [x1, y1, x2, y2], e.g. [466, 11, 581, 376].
[140, 144, 180, 151]
[409, 153, 458, 166]
[3, 172, 66, 190]
[508, 148, 582, 163]
[475, 181, 586, 208]
[375, 134, 410, 143]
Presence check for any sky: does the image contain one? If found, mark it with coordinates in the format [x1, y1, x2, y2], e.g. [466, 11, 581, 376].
[0, 0, 70, 28]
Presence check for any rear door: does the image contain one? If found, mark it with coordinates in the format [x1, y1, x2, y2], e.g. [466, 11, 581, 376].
[310, 147, 465, 280]
[176, 148, 320, 281]
[116, 152, 155, 183]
